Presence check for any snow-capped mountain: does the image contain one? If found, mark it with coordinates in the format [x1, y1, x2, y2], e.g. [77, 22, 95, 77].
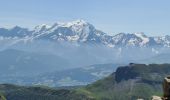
[0, 19, 170, 48]
[111, 32, 149, 47]
[32, 20, 110, 44]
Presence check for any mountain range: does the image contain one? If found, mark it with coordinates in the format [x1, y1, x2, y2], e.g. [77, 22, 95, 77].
[0, 50, 120, 87]
[0, 19, 170, 48]
[1, 20, 170, 87]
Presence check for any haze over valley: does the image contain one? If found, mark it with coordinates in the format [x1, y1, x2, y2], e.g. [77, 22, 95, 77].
[0, 20, 170, 86]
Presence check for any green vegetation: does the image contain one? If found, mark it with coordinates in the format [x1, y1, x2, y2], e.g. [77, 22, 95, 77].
[0, 93, 6, 100]
[75, 64, 167, 100]
[0, 63, 170, 100]
[0, 84, 95, 100]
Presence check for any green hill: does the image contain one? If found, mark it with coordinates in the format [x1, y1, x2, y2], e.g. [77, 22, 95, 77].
[77, 63, 170, 100]
[1, 63, 170, 100]
[0, 84, 94, 100]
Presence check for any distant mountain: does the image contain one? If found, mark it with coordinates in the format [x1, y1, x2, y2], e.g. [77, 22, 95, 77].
[0, 20, 170, 48]
[0, 26, 31, 37]
[1, 20, 170, 87]
[0, 49, 69, 77]
[1, 63, 170, 100]
[0, 63, 120, 87]
[31, 64, 119, 87]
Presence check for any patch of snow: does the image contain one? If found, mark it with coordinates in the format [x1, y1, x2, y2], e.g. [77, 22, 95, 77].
[66, 35, 80, 41]
[107, 44, 115, 48]
[134, 32, 149, 45]
[128, 38, 138, 46]
[34, 24, 51, 32]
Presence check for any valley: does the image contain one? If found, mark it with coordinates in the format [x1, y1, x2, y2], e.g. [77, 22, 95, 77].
[0, 63, 169, 100]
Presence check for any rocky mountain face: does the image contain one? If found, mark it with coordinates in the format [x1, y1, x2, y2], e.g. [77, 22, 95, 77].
[84, 63, 170, 100]
[0, 20, 170, 48]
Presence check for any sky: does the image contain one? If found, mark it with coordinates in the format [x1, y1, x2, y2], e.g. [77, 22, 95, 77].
[0, 0, 170, 36]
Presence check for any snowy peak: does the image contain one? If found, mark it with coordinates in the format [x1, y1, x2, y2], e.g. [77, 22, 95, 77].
[153, 35, 170, 47]
[57, 19, 89, 27]
[133, 32, 150, 45]
[50, 20, 90, 29]
[0, 20, 170, 48]
[31, 20, 98, 42]
[133, 32, 147, 37]
[34, 24, 51, 32]
[35, 23, 54, 30]
[33, 20, 93, 33]
[111, 32, 150, 47]
[52, 20, 93, 33]
[33, 20, 90, 32]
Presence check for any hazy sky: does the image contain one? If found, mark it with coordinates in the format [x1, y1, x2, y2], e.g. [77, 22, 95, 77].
[0, 0, 170, 36]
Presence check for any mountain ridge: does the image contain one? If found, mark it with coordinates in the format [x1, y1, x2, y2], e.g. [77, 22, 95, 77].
[0, 20, 170, 48]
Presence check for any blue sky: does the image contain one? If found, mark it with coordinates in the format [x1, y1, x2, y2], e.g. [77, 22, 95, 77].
[0, 0, 170, 36]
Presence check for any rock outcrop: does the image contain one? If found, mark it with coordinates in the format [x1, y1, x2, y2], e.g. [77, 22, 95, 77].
[152, 96, 162, 100]
[152, 76, 170, 100]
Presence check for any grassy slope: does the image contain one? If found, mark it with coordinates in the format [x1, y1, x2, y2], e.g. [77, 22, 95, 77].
[0, 64, 170, 100]
[0, 84, 94, 100]
[75, 64, 170, 100]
